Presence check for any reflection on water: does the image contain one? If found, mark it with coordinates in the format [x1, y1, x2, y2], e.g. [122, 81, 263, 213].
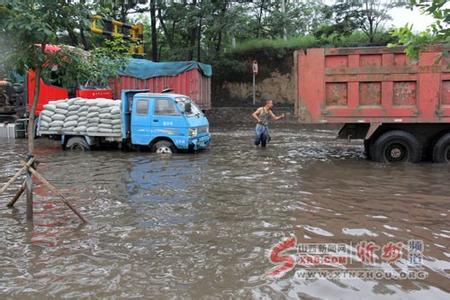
[0, 126, 449, 298]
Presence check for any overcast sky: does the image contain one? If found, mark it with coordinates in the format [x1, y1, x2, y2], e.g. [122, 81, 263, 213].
[388, 6, 435, 31]
[320, 0, 436, 32]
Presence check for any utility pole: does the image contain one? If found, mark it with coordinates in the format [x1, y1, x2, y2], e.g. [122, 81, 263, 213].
[252, 60, 258, 106]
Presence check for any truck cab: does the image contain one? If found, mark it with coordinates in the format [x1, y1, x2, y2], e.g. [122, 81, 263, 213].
[122, 90, 210, 153]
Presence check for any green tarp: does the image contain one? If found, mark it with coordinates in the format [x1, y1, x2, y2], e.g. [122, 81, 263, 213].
[119, 58, 212, 79]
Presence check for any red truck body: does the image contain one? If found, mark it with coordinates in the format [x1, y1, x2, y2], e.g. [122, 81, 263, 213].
[27, 70, 113, 115]
[295, 46, 450, 163]
[295, 46, 450, 123]
[109, 68, 212, 110]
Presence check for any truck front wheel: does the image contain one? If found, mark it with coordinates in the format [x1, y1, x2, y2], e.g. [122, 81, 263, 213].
[152, 140, 176, 154]
[372, 130, 421, 163]
[432, 133, 450, 163]
[65, 137, 90, 151]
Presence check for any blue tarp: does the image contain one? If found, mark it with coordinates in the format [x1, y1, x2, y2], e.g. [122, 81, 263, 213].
[119, 58, 212, 80]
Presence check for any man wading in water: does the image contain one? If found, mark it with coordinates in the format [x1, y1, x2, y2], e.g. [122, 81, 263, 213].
[251, 100, 285, 147]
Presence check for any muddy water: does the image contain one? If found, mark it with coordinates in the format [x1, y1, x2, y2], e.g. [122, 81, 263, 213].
[0, 125, 449, 299]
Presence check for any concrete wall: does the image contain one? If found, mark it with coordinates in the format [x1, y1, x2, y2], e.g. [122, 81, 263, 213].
[220, 71, 296, 105]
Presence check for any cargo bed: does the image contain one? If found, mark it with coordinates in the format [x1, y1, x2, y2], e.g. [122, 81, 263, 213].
[38, 129, 121, 138]
[294, 46, 450, 163]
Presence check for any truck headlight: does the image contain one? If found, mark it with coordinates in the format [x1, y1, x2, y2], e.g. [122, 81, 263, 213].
[189, 128, 198, 137]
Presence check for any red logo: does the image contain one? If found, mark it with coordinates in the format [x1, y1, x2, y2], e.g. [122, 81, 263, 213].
[266, 236, 297, 278]
[356, 241, 380, 264]
[381, 242, 403, 263]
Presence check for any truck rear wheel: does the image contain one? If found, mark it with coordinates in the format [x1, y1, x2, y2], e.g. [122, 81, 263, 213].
[364, 139, 373, 160]
[66, 137, 90, 151]
[372, 130, 421, 163]
[152, 140, 176, 154]
[432, 133, 450, 163]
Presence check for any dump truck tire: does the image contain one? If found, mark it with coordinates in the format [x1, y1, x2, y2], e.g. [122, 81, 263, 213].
[432, 133, 450, 163]
[372, 130, 421, 163]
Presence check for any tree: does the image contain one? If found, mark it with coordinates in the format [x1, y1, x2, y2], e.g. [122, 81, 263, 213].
[0, 0, 128, 221]
[316, 0, 406, 44]
[150, 0, 158, 61]
[0, 0, 92, 153]
[391, 0, 450, 58]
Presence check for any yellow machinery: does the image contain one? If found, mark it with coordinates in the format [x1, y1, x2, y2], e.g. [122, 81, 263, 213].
[90, 16, 144, 57]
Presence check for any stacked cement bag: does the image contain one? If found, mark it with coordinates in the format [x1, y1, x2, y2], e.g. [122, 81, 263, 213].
[39, 98, 122, 135]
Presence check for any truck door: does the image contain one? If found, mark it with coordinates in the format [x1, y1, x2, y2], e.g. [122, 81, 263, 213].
[151, 97, 185, 139]
[131, 97, 152, 145]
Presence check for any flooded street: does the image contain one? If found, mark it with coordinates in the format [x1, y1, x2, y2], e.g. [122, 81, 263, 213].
[0, 125, 449, 299]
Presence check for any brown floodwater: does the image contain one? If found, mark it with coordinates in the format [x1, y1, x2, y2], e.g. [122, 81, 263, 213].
[0, 125, 449, 299]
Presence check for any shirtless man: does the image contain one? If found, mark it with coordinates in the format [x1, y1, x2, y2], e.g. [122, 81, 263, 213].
[251, 100, 285, 147]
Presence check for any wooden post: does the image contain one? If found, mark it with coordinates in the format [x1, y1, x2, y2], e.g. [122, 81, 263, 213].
[23, 162, 88, 223]
[0, 157, 35, 196]
[7, 181, 26, 208]
[25, 42, 46, 222]
[25, 168, 33, 222]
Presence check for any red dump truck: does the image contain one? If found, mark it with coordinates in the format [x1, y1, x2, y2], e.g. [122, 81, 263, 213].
[295, 46, 450, 163]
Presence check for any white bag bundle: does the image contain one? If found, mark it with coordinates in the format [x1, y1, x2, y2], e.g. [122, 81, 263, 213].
[43, 104, 57, 111]
[40, 115, 52, 123]
[99, 123, 112, 129]
[87, 100, 98, 106]
[99, 107, 112, 114]
[79, 106, 88, 112]
[74, 126, 87, 132]
[49, 120, 64, 127]
[40, 121, 50, 128]
[65, 115, 78, 122]
[87, 112, 99, 119]
[68, 105, 80, 112]
[88, 117, 100, 123]
[41, 110, 55, 117]
[74, 99, 87, 105]
[39, 97, 122, 134]
[64, 120, 78, 128]
[110, 107, 120, 115]
[55, 108, 68, 115]
[88, 108, 100, 114]
[99, 128, 113, 133]
[99, 113, 112, 119]
[100, 118, 113, 124]
[55, 102, 69, 109]
[53, 114, 65, 121]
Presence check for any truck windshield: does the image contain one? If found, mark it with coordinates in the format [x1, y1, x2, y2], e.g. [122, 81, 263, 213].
[175, 97, 203, 117]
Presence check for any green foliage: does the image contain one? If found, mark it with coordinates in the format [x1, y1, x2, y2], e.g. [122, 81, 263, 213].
[0, 1, 129, 88]
[215, 30, 395, 84]
[232, 31, 395, 54]
[390, 26, 437, 58]
[84, 38, 130, 86]
[231, 36, 319, 53]
[46, 39, 130, 88]
[390, 0, 449, 58]
[0, 0, 90, 80]
[316, 0, 406, 44]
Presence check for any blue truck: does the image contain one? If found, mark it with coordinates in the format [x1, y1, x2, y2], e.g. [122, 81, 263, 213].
[38, 90, 211, 153]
